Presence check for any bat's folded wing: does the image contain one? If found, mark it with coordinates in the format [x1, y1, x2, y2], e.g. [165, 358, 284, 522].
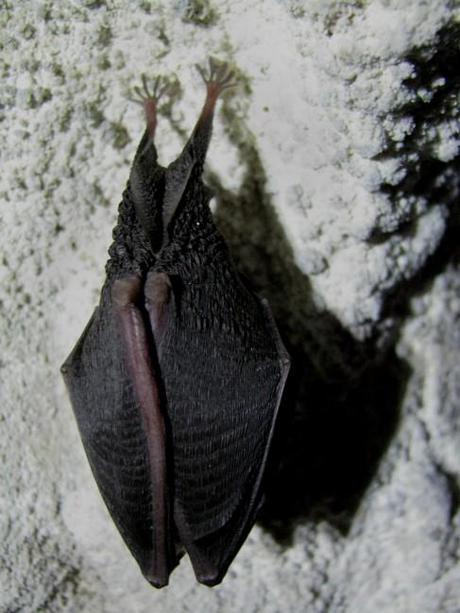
[62, 282, 289, 587]
[159, 295, 290, 585]
[61, 304, 174, 579]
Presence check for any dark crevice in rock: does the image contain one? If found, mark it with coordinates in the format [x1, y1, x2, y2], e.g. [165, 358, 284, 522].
[372, 27, 460, 339]
[444, 470, 460, 524]
[403, 22, 460, 130]
[368, 22, 460, 244]
[378, 182, 460, 343]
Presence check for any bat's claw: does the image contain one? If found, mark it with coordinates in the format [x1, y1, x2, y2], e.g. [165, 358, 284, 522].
[128, 74, 175, 137]
[128, 74, 173, 106]
[195, 57, 236, 98]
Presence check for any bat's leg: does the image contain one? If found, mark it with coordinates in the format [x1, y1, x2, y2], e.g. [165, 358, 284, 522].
[186, 57, 236, 167]
[162, 58, 236, 229]
[129, 73, 171, 161]
[111, 275, 173, 588]
[128, 75, 172, 251]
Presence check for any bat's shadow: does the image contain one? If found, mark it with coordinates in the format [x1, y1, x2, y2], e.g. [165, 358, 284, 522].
[210, 152, 407, 542]
[210, 132, 457, 543]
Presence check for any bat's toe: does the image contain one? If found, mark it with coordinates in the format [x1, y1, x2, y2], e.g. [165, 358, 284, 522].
[196, 570, 223, 587]
[142, 559, 171, 589]
[144, 572, 169, 589]
[148, 577, 169, 589]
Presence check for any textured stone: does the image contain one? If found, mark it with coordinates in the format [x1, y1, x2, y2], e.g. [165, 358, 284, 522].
[1, 0, 459, 611]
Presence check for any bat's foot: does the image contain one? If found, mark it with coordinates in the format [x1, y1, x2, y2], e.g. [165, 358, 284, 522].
[196, 57, 236, 102]
[128, 74, 172, 136]
[197, 572, 222, 587]
[129, 74, 172, 106]
[145, 573, 169, 589]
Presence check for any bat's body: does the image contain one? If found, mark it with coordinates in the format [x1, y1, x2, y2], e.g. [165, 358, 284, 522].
[62, 60, 290, 587]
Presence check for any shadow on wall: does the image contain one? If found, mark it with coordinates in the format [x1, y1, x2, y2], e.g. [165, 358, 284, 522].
[210, 22, 460, 540]
[210, 145, 410, 544]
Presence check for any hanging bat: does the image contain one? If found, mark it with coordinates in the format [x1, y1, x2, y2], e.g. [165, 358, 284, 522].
[61, 58, 290, 588]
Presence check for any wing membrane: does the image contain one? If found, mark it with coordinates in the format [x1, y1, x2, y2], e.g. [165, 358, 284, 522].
[62, 299, 176, 583]
[158, 280, 290, 583]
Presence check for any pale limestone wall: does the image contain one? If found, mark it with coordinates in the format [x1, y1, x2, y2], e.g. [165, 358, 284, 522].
[1, 1, 459, 611]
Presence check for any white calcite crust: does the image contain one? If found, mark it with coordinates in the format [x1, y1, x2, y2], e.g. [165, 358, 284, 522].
[1, 1, 458, 611]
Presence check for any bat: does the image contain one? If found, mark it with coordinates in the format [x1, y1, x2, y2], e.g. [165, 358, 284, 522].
[61, 58, 290, 588]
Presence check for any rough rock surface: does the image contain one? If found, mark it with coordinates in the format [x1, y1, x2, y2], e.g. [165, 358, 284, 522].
[1, 1, 459, 611]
